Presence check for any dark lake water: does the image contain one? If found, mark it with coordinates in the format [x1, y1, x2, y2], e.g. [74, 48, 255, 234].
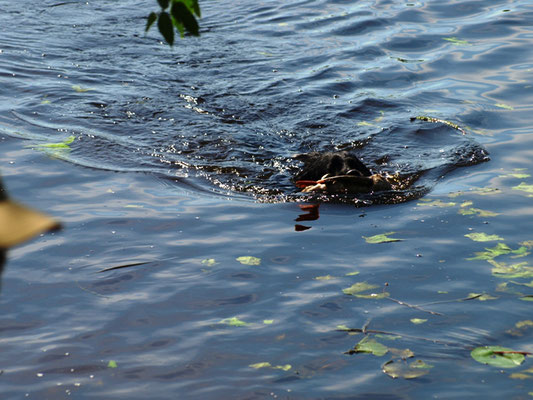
[1, 0, 533, 399]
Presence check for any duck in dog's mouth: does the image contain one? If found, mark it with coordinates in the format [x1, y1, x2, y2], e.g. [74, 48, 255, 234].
[293, 151, 396, 194]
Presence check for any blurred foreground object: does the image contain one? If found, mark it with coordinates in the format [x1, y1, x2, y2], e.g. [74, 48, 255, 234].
[0, 177, 61, 249]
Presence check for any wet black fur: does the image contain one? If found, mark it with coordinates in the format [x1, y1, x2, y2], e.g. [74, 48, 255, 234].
[294, 151, 371, 181]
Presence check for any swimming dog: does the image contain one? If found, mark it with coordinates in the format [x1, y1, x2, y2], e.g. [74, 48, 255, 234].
[294, 151, 392, 194]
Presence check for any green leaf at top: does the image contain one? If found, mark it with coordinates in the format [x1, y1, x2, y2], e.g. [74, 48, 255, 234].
[363, 232, 403, 244]
[157, 0, 169, 9]
[146, 12, 158, 32]
[158, 11, 174, 46]
[471, 346, 525, 368]
[171, 1, 199, 36]
[180, 0, 201, 17]
[464, 232, 504, 242]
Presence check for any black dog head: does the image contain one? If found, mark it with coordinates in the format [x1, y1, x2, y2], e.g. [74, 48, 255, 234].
[294, 151, 372, 181]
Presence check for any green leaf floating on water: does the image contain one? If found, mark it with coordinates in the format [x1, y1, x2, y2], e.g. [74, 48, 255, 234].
[467, 243, 529, 260]
[443, 37, 470, 45]
[249, 362, 291, 371]
[236, 256, 261, 266]
[464, 233, 504, 242]
[219, 317, 249, 327]
[515, 321, 533, 329]
[513, 182, 533, 194]
[29, 136, 75, 158]
[315, 275, 335, 280]
[459, 208, 499, 217]
[506, 320, 533, 336]
[343, 282, 378, 294]
[363, 232, 403, 244]
[521, 241, 533, 249]
[471, 346, 525, 368]
[34, 136, 75, 149]
[494, 103, 514, 110]
[345, 271, 360, 276]
[489, 260, 533, 279]
[72, 85, 93, 92]
[107, 360, 118, 368]
[201, 258, 216, 267]
[417, 199, 456, 207]
[382, 359, 432, 379]
[343, 282, 389, 299]
[467, 292, 498, 301]
[348, 337, 388, 356]
[500, 173, 531, 179]
[410, 318, 427, 325]
[336, 324, 351, 331]
[249, 362, 271, 369]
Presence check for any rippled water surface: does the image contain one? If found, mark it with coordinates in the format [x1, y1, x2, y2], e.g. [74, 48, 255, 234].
[1, 0, 533, 399]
